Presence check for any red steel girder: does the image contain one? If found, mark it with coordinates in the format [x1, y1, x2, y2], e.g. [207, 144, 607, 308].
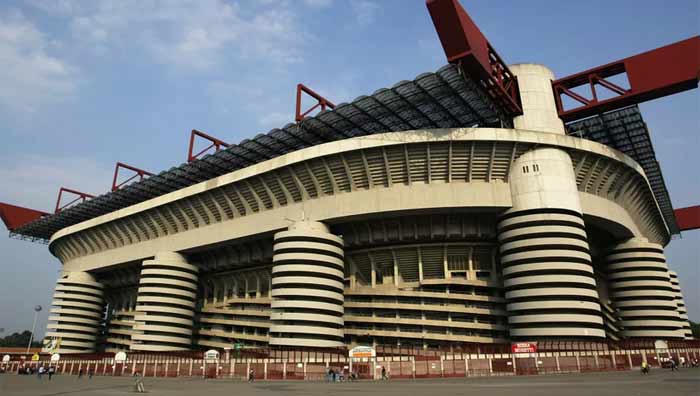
[426, 0, 522, 115]
[188, 129, 229, 162]
[55, 187, 95, 214]
[0, 202, 48, 231]
[553, 36, 700, 122]
[675, 206, 700, 232]
[111, 162, 154, 191]
[295, 84, 335, 122]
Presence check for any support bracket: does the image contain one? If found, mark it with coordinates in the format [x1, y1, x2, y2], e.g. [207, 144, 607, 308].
[188, 129, 229, 162]
[295, 84, 335, 122]
[112, 162, 154, 191]
[55, 187, 95, 214]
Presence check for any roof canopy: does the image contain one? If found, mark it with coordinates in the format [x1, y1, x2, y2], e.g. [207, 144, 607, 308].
[10, 64, 511, 242]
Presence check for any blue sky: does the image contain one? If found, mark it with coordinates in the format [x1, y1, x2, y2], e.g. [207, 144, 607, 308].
[0, 0, 698, 337]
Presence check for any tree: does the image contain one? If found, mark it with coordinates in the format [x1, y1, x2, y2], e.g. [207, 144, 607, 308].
[691, 321, 699, 339]
[0, 330, 42, 348]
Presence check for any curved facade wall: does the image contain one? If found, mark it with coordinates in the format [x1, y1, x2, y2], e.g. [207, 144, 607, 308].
[45, 272, 104, 353]
[131, 252, 199, 351]
[269, 221, 345, 348]
[498, 148, 605, 338]
[606, 239, 683, 339]
[669, 271, 693, 339]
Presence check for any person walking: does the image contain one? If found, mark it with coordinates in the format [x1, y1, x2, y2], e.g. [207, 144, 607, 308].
[248, 368, 255, 382]
[381, 366, 388, 380]
[641, 361, 649, 375]
[78, 368, 84, 379]
[37, 365, 45, 379]
[670, 358, 678, 372]
[88, 367, 94, 379]
[48, 366, 55, 380]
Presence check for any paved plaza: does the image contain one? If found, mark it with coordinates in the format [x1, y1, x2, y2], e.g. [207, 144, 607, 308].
[0, 369, 698, 396]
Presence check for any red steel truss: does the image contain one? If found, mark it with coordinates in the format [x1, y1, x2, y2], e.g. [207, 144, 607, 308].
[553, 36, 700, 122]
[111, 162, 154, 191]
[295, 84, 335, 122]
[674, 206, 700, 232]
[55, 187, 95, 214]
[188, 129, 229, 162]
[426, 0, 522, 115]
[0, 202, 48, 231]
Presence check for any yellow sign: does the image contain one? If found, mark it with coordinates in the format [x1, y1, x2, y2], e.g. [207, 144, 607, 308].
[31, 354, 40, 361]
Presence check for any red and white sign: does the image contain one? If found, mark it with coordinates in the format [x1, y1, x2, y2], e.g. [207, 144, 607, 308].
[511, 342, 537, 353]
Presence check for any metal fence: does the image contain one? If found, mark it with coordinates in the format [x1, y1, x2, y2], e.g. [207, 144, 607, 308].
[2, 343, 698, 381]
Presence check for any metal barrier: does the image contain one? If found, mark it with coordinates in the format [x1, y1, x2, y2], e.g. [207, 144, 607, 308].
[2, 346, 698, 381]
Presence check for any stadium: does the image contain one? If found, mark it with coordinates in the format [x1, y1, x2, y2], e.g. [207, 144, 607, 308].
[0, 0, 698, 359]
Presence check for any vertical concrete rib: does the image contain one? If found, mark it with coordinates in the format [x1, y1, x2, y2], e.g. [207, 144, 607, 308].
[45, 272, 104, 353]
[605, 239, 683, 339]
[131, 252, 199, 351]
[498, 147, 605, 338]
[269, 221, 345, 348]
[669, 270, 693, 339]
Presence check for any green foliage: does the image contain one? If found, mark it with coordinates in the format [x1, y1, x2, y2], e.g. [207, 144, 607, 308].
[0, 330, 42, 348]
[691, 321, 699, 339]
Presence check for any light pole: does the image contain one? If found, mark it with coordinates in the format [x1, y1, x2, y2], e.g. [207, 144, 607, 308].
[26, 305, 42, 354]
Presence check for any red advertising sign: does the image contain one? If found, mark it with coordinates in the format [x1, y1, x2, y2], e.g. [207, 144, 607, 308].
[511, 342, 537, 353]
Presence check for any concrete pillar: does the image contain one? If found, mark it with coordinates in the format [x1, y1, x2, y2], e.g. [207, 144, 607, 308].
[131, 252, 199, 352]
[44, 271, 104, 353]
[269, 221, 345, 348]
[509, 64, 565, 134]
[498, 148, 604, 339]
[606, 239, 683, 339]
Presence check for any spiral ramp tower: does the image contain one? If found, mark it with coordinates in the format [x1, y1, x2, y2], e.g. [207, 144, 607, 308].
[45, 272, 104, 353]
[131, 252, 199, 351]
[605, 239, 683, 339]
[269, 221, 346, 348]
[669, 270, 693, 339]
[497, 64, 605, 339]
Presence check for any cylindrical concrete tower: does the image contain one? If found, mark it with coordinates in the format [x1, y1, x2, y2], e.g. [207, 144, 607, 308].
[269, 221, 345, 348]
[498, 148, 605, 339]
[509, 64, 565, 134]
[131, 252, 199, 351]
[45, 271, 104, 353]
[605, 239, 683, 339]
[669, 270, 693, 339]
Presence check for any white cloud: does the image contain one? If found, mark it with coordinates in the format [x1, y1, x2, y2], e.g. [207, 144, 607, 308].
[38, 0, 310, 71]
[0, 11, 77, 113]
[0, 155, 112, 212]
[351, 0, 380, 26]
[302, 0, 333, 8]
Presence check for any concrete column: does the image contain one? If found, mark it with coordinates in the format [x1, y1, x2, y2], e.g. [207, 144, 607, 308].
[44, 271, 104, 353]
[269, 220, 345, 348]
[509, 64, 565, 134]
[131, 252, 199, 352]
[605, 239, 683, 339]
[498, 148, 604, 339]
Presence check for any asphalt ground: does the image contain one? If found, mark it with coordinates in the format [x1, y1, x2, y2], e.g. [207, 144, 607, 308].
[0, 368, 698, 396]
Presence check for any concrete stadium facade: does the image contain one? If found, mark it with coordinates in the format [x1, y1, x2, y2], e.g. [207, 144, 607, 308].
[41, 64, 694, 354]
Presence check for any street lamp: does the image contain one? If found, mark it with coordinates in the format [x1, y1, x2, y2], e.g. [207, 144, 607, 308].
[26, 305, 42, 354]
